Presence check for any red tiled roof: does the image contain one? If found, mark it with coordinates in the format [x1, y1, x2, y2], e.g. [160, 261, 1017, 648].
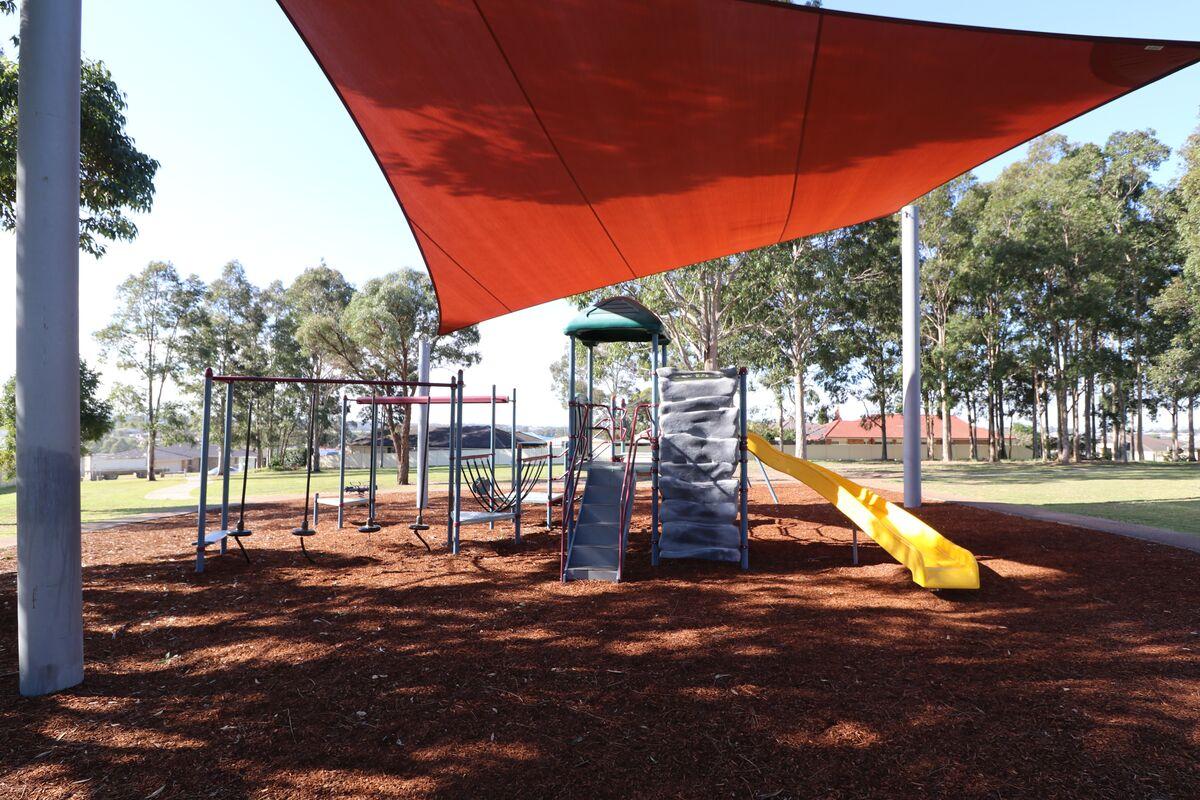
[809, 414, 988, 443]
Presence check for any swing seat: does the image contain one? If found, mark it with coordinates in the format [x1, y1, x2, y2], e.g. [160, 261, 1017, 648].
[203, 530, 230, 545]
[230, 527, 253, 538]
[358, 522, 381, 533]
[292, 526, 317, 537]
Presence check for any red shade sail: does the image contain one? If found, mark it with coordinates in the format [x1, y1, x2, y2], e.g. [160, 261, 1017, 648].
[277, 0, 1200, 333]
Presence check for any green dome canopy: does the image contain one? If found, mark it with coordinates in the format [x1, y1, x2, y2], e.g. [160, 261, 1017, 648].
[564, 296, 668, 346]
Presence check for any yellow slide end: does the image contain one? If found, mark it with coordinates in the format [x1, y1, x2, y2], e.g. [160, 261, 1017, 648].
[746, 433, 979, 590]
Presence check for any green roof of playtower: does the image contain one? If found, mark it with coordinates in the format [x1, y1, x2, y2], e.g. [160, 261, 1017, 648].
[564, 296, 668, 346]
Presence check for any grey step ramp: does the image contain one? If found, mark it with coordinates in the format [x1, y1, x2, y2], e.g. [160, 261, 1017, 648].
[564, 461, 628, 581]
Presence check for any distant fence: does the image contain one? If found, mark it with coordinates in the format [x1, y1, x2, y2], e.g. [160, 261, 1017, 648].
[774, 442, 1035, 461]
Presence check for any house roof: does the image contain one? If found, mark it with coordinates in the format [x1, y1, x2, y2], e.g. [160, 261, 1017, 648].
[809, 415, 989, 443]
[349, 424, 544, 450]
[278, 0, 1200, 333]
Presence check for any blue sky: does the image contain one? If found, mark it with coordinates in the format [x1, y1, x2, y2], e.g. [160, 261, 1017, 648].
[1, 0, 1198, 427]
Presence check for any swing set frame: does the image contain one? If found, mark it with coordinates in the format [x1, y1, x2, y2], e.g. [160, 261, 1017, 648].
[192, 365, 561, 572]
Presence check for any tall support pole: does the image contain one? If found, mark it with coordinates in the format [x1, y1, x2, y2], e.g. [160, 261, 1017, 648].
[650, 333, 661, 566]
[337, 396, 347, 529]
[901, 203, 922, 509]
[195, 371, 214, 575]
[511, 386, 518, 492]
[567, 335, 577, 466]
[453, 370, 465, 554]
[415, 340, 431, 510]
[16, 0, 84, 697]
[586, 345, 594, 460]
[513, 443, 523, 543]
[489, 384, 497, 529]
[738, 368, 749, 570]
[218, 382, 233, 553]
[446, 376, 457, 550]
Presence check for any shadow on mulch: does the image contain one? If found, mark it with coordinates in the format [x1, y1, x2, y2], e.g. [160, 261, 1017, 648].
[1, 485, 1198, 799]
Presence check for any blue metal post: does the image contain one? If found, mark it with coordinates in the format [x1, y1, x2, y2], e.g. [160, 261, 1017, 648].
[337, 395, 347, 529]
[195, 369, 213, 572]
[586, 345, 594, 460]
[454, 369, 465, 553]
[567, 336, 576, 466]
[489, 384, 497, 530]
[739, 368, 749, 570]
[218, 382, 233, 553]
[546, 442, 554, 529]
[650, 333, 661, 566]
[514, 442, 523, 543]
[446, 376, 456, 550]
[511, 386, 518, 492]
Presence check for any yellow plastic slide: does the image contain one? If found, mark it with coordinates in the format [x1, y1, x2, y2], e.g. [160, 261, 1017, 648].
[746, 433, 979, 590]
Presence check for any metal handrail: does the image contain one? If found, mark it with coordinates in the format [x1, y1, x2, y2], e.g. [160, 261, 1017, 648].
[616, 403, 655, 580]
[559, 402, 591, 578]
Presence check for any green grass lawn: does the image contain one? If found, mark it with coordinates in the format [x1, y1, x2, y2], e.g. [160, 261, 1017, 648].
[816, 459, 1200, 535]
[0, 464, 522, 530]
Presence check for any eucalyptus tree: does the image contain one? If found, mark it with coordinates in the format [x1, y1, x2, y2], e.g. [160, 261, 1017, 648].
[96, 262, 204, 479]
[822, 217, 902, 459]
[917, 174, 977, 461]
[301, 270, 480, 483]
[738, 233, 840, 457]
[0, 54, 158, 256]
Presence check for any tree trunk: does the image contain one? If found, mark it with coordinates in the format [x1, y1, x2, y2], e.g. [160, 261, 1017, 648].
[940, 376, 951, 463]
[146, 375, 157, 481]
[794, 365, 807, 459]
[925, 392, 935, 460]
[1031, 368, 1041, 461]
[1135, 361, 1145, 462]
[965, 387, 978, 461]
[1189, 396, 1196, 462]
[1054, 334, 1070, 465]
[879, 393, 889, 461]
[1170, 397, 1179, 457]
[997, 382, 1008, 460]
[776, 391, 785, 449]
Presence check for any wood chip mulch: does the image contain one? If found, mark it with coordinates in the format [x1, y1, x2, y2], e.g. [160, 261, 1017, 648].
[1, 484, 1198, 799]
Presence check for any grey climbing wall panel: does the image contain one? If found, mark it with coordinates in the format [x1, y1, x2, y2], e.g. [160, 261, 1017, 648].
[656, 367, 742, 563]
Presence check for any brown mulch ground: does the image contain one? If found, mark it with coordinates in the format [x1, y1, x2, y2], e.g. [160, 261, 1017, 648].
[1, 484, 1198, 799]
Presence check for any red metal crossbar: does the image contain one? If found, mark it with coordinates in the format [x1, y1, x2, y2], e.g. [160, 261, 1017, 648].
[352, 395, 508, 405]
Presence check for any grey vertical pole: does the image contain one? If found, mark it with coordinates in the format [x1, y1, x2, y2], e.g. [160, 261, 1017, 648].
[368, 397, 378, 524]
[514, 443, 523, 543]
[546, 442, 554, 529]
[415, 340, 431, 510]
[15, 0, 84, 697]
[567, 336, 576, 465]
[650, 334, 661, 566]
[219, 382, 233, 553]
[337, 395, 347, 529]
[195, 371, 214, 573]
[490, 384, 496, 493]
[901, 203, 922, 508]
[586, 345, 594, 459]
[489, 384, 497, 529]
[446, 377, 456, 550]
[511, 387, 517, 492]
[454, 370, 465, 554]
[738, 369, 749, 570]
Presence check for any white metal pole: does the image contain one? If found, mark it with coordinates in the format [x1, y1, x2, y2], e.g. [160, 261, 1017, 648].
[901, 203, 922, 509]
[16, 0, 84, 697]
[415, 340, 431, 509]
